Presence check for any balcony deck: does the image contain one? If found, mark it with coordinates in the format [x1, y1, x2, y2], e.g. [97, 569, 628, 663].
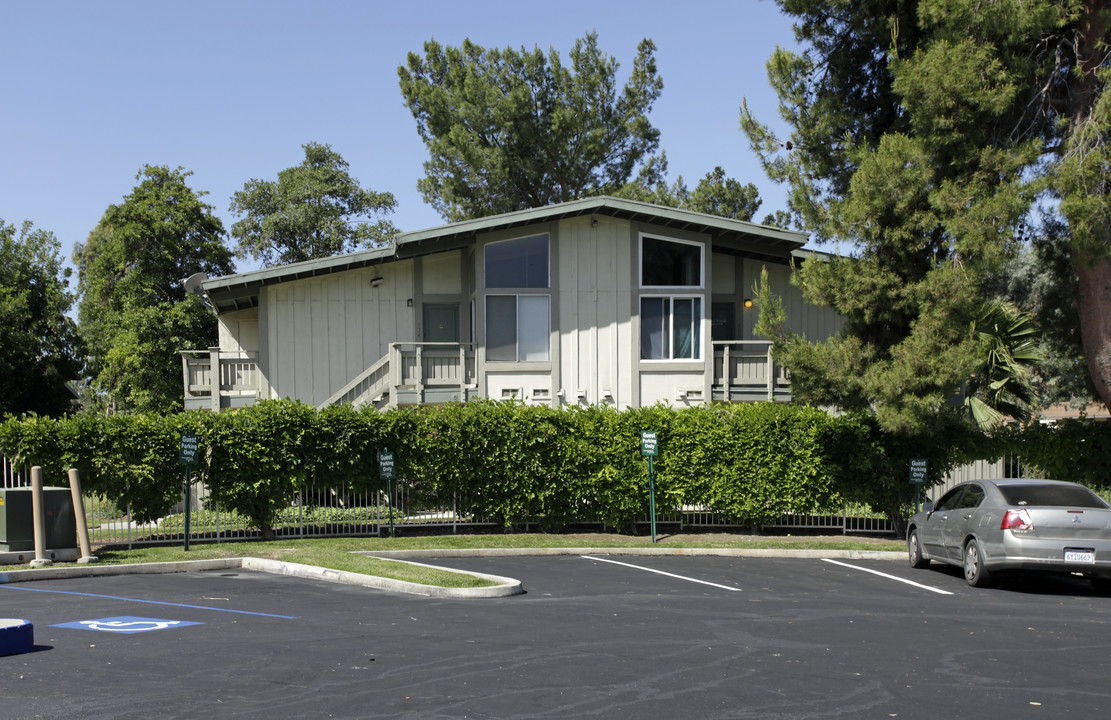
[181, 340, 788, 410]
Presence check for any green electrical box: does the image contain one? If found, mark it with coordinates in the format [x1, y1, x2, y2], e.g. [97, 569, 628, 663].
[0, 488, 77, 552]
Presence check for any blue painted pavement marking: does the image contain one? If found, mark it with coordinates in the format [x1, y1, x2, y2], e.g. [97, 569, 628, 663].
[0, 585, 297, 619]
[52, 616, 203, 634]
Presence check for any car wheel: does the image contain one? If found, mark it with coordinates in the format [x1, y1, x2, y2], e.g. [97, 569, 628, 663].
[963, 538, 992, 588]
[907, 528, 930, 569]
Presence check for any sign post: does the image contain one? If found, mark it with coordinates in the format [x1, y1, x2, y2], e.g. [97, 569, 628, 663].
[379, 451, 396, 538]
[179, 435, 199, 551]
[909, 458, 928, 514]
[640, 431, 659, 543]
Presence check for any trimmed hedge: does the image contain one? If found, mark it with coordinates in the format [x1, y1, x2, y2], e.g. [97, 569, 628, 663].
[8, 399, 1103, 537]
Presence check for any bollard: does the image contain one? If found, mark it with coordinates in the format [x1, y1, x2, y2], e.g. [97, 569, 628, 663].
[29, 466, 52, 568]
[68, 469, 98, 564]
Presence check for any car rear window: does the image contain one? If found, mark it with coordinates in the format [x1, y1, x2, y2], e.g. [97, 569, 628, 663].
[998, 484, 1110, 509]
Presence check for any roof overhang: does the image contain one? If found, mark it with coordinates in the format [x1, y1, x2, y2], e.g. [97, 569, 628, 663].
[201, 196, 809, 314]
[395, 196, 806, 262]
[202, 245, 395, 313]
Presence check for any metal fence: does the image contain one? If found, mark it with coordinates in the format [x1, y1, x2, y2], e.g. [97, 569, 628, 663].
[1, 453, 1032, 548]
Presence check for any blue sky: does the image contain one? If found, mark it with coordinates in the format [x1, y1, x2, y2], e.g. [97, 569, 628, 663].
[0, 0, 799, 276]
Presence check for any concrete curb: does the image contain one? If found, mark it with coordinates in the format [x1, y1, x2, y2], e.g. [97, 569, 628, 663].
[240, 557, 523, 598]
[361, 547, 905, 561]
[0, 557, 523, 599]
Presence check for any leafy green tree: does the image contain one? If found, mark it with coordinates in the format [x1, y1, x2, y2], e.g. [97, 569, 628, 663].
[743, 1, 1082, 433]
[987, 217, 1095, 409]
[75, 166, 234, 414]
[399, 32, 664, 221]
[745, 0, 1111, 416]
[229, 142, 398, 267]
[0, 220, 83, 416]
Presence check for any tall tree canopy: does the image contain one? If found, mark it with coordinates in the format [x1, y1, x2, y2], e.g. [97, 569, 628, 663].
[75, 166, 234, 414]
[230, 142, 398, 267]
[399, 32, 664, 221]
[614, 158, 766, 222]
[0, 220, 82, 417]
[745, 0, 1109, 430]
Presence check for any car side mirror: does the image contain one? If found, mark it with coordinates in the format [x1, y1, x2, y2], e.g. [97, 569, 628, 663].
[922, 501, 934, 513]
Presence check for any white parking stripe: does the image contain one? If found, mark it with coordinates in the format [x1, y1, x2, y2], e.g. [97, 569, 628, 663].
[822, 559, 954, 595]
[581, 556, 743, 592]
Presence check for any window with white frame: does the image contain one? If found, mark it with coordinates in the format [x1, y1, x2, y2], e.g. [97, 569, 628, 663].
[640, 235, 704, 360]
[641, 235, 703, 288]
[484, 234, 550, 361]
[641, 296, 702, 360]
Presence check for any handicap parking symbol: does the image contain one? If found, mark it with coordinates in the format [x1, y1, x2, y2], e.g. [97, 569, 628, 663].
[51, 616, 203, 634]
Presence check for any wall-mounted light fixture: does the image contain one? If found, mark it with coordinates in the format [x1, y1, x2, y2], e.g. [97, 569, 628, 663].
[406, 298, 414, 307]
[370, 275, 384, 288]
[591, 217, 599, 229]
[743, 298, 754, 309]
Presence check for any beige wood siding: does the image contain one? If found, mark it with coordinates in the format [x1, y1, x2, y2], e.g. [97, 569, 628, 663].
[217, 310, 259, 355]
[263, 262, 415, 405]
[421, 250, 463, 294]
[743, 259, 842, 341]
[557, 215, 632, 408]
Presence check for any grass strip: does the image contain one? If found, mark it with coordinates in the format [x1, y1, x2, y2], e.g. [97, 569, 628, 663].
[2, 533, 903, 587]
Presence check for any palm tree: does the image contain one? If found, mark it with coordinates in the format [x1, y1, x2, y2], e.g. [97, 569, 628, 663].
[963, 300, 1043, 429]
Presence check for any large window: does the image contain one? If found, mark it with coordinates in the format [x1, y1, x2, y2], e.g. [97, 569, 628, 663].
[640, 235, 704, 360]
[484, 233, 551, 362]
[485, 234, 549, 288]
[641, 235, 702, 288]
[487, 295, 550, 361]
[641, 296, 702, 360]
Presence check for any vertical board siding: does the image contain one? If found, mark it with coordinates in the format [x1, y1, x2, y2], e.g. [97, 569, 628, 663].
[263, 263, 415, 406]
[745, 259, 842, 341]
[558, 216, 629, 407]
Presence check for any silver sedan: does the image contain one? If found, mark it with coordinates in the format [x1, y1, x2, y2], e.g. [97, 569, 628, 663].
[906, 479, 1111, 589]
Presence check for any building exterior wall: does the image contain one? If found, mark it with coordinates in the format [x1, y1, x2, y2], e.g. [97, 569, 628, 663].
[743, 258, 843, 341]
[208, 218, 843, 411]
[261, 261, 416, 406]
[473, 221, 560, 405]
[217, 310, 259, 356]
[557, 215, 633, 408]
[628, 220, 714, 407]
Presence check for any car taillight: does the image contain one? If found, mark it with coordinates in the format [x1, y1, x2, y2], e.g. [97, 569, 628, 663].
[1001, 509, 1033, 531]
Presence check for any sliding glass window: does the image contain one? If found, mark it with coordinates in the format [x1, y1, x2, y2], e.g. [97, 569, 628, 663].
[486, 295, 550, 362]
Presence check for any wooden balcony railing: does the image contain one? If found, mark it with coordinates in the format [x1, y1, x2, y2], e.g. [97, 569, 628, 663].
[711, 340, 790, 402]
[181, 348, 260, 411]
[322, 342, 478, 409]
[183, 341, 785, 411]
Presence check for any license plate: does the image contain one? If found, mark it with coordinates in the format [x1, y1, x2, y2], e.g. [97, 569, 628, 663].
[1065, 549, 1095, 563]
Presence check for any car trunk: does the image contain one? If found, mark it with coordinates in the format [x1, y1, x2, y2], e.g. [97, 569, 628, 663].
[1025, 507, 1111, 541]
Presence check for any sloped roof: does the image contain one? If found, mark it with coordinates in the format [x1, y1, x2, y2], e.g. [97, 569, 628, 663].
[202, 196, 808, 313]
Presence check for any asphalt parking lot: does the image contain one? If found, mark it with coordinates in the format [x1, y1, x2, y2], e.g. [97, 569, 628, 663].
[3, 554, 1111, 719]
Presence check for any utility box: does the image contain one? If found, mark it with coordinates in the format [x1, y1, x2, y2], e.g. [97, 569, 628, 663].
[0, 488, 77, 552]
